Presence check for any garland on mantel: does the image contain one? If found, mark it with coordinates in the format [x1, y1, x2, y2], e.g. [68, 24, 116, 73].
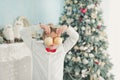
[0, 16, 41, 44]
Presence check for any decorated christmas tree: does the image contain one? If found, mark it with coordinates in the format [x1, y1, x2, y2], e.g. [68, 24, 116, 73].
[59, 0, 114, 80]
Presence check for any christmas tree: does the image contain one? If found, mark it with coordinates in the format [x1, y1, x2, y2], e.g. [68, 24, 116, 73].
[59, 0, 114, 80]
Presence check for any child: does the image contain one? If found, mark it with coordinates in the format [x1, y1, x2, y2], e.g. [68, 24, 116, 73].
[20, 23, 79, 80]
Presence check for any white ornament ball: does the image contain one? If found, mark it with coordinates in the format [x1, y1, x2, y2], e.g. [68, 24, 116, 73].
[82, 42, 86, 45]
[87, 49, 91, 52]
[80, 46, 84, 50]
[92, 28, 96, 31]
[81, 69, 88, 78]
[100, 62, 105, 67]
[85, 19, 90, 23]
[83, 47, 88, 50]
[74, 0, 78, 3]
[67, 11, 72, 15]
[86, 44, 91, 47]
[65, 6, 68, 9]
[99, 48, 103, 51]
[91, 13, 97, 19]
[67, 55, 72, 60]
[79, 4, 83, 7]
[89, 54, 94, 58]
[83, 58, 89, 64]
[74, 46, 79, 50]
[81, 27, 85, 30]
[95, 11, 98, 14]
[75, 14, 80, 19]
[68, 51, 72, 55]
[91, 19, 95, 23]
[89, 46, 94, 50]
[77, 57, 81, 62]
[68, 7, 72, 10]
[84, 15, 88, 18]
[87, 5, 91, 9]
[67, 18, 73, 24]
[87, 4, 95, 9]
[72, 57, 76, 61]
[84, 52, 88, 57]
[75, 72, 79, 76]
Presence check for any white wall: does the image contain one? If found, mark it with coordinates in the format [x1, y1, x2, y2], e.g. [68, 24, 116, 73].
[0, 0, 64, 26]
[102, 0, 120, 80]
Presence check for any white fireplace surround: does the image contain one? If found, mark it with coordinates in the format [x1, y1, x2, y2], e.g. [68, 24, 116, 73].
[0, 43, 32, 80]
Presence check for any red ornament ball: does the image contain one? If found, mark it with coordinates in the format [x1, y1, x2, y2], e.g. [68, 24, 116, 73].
[80, 8, 87, 13]
[97, 26, 101, 29]
[79, 17, 83, 22]
[95, 61, 99, 65]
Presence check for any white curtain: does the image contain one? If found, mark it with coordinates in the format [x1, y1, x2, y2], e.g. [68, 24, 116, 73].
[106, 0, 120, 80]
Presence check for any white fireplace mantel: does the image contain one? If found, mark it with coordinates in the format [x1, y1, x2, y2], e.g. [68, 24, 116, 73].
[0, 43, 32, 80]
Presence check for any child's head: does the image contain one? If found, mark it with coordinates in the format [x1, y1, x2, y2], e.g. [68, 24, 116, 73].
[42, 24, 63, 49]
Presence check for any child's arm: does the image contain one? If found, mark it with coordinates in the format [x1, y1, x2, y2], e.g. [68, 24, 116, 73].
[20, 24, 50, 49]
[62, 26, 79, 53]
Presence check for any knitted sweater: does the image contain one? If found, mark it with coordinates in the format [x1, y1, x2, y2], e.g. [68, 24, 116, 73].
[20, 25, 79, 80]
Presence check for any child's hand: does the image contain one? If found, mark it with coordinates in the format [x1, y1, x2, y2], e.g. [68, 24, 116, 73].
[40, 24, 51, 34]
[56, 25, 68, 36]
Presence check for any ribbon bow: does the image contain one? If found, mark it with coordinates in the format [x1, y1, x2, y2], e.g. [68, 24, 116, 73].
[45, 48, 56, 53]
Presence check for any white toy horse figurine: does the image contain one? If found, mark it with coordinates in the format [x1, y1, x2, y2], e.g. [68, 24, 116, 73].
[3, 24, 14, 43]
[14, 16, 30, 42]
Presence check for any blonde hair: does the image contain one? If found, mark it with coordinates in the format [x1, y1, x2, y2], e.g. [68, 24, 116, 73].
[42, 23, 57, 40]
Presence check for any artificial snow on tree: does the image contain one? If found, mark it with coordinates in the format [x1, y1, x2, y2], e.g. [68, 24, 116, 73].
[59, 0, 114, 80]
